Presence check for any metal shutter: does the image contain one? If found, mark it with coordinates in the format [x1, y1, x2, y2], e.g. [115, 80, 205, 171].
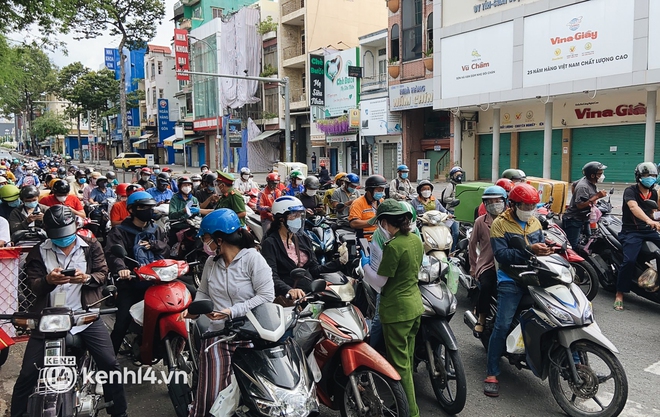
[478, 133, 511, 180]
[519, 130, 563, 179]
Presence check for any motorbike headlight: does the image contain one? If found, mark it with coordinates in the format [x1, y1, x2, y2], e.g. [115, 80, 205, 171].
[255, 377, 318, 417]
[424, 233, 438, 249]
[39, 314, 73, 333]
[539, 299, 574, 325]
[150, 264, 182, 282]
[582, 302, 594, 324]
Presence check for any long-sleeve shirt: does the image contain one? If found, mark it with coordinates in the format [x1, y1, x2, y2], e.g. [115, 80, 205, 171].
[256, 188, 281, 221]
[468, 213, 495, 279]
[389, 178, 414, 200]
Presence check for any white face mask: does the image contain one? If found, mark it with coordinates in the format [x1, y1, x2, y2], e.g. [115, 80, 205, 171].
[306, 189, 317, 197]
[242, 174, 250, 180]
[378, 221, 391, 240]
[421, 190, 432, 199]
[193, 181, 201, 187]
[56, 195, 67, 203]
[516, 207, 534, 223]
[181, 186, 192, 194]
[597, 174, 605, 183]
[486, 201, 505, 216]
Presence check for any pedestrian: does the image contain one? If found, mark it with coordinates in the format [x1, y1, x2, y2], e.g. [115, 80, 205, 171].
[311, 152, 317, 172]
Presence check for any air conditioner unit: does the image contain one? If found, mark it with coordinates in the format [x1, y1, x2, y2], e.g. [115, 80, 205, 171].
[463, 120, 476, 131]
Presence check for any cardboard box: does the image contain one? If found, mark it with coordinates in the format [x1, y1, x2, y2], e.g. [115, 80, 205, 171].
[526, 176, 569, 214]
[273, 162, 308, 182]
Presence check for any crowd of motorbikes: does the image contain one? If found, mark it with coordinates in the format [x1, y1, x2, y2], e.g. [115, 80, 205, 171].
[0, 156, 636, 417]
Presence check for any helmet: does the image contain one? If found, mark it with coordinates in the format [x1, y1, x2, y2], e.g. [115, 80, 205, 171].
[152, 164, 160, 170]
[346, 173, 360, 185]
[304, 176, 320, 190]
[197, 208, 241, 237]
[116, 183, 131, 197]
[52, 180, 71, 195]
[50, 167, 57, 173]
[43, 174, 55, 186]
[43, 206, 77, 239]
[582, 161, 607, 178]
[156, 176, 170, 186]
[266, 173, 280, 183]
[20, 185, 40, 200]
[365, 175, 387, 189]
[75, 170, 86, 178]
[69, 165, 79, 172]
[203, 173, 217, 184]
[126, 191, 157, 209]
[290, 170, 305, 180]
[106, 171, 116, 180]
[482, 185, 508, 204]
[157, 172, 171, 181]
[0, 185, 19, 202]
[240, 167, 251, 175]
[397, 164, 409, 172]
[90, 172, 102, 179]
[501, 168, 525, 181]
[635, 162, 658, 180]
[84, 167, 93, 175]
[508, 183, 540, 205]
[56, 166, 67, 177]
[191, 174, 202, 182]
[272, 196, 305, 217]
[201, 164, 209, 170]
[416, 179, 434, 194]
[126, 184, 145, 197]
[334, 172, 347, 183]
[140, 167, 152, 175]
[162, 167, 172, 173]
[495, 178, 515, 192]
[96, 176, 108, 184]
[449, 166, 465, 183]
[178, 176, 193, 187]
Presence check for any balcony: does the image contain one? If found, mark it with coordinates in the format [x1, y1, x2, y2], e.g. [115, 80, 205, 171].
[361, 73, 387, 92]
[173, 2, 184, 20]
[281, 0, 305, 25]
[181, 0, 200, 5]
[179, 18, 192, 30]
[283, 44, 305, 68]
[289, 88, 307, 110]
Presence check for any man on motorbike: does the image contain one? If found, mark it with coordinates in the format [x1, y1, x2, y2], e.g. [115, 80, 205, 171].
[16, 165, 40, 188]
[200, 163, 209, 175]
[168, 176, 201, 244]
[84, 172, 102, 201]
[191, 174, 202, 192]
[10, 206, 128, 417]
[0, 184, 21, 220]
[441, 166, 465, 206]
[195, 173, 219, 210]
[389, 164, 414, 201]
[284, 170, 305, 196]
[105, 191, 170, 353]
[349, 174, 386, 240]
[106, 171, 118, 188]
[110, 183, 131, 226]
[501, 168, 527, 183]
[562, 161, 608, 250]
[296, 176, 324, 216]
[71, 170, 88, 200]
[183, 209, 274, 417]
[613, 162, 660, 311]
[215, 171, 247, 226]
[89, 175, 117, 205]
[137, 167, 155, 190]
[484, 183, 553, 397]
[40, 180, 87, 218]
[331, 172, 360, 222]
[8, 185, 47, 235]
[234, 167, 257, 194]
[468, 185, 508, 338]
[319, 162, 331, 185]
[256, 172, 282, 234]
[146, 173, 174, 204]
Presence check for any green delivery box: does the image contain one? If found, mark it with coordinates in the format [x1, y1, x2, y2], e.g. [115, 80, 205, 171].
[453, 182, 494, 223]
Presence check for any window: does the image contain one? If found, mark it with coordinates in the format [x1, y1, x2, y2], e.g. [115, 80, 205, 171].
[301, 73, 306, 94]
[192, 6, 202, 20]
[390, 24, 400, 61]
[402, 0, 422, 61]
[263, 45, 278, 70]
[301, 29, 305, 54]
[264, 88, 278, 116]
[211, 7, 223, 19]
[150, 62, 155, 79]
[152, 88, 157, 108]
[159, 88, 164, 99]
[427, 13, 433, 51]
[157, 61, 163, 75]
[146, 88, 150, 107]
[363, 50, 375, 78]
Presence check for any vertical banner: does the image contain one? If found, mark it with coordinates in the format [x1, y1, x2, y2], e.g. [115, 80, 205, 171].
[174, 29, 190, 81]
[227, 119, 243, 147]
[158, 99, 175, 142]
[104, 48, 117, 70]
[309, 54, 325, 106]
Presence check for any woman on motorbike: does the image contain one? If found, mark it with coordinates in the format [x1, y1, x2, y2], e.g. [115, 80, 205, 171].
[184, 209, 274, 417]
[261, 196, 344, 299]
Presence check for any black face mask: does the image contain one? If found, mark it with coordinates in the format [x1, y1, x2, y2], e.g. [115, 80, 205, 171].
[133, 208, 153, 222]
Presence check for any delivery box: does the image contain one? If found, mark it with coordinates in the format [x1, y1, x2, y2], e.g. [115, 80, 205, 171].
[526, 177, 569, 214]
[273, 162, 308, 182]
[452, 182, 494, 223]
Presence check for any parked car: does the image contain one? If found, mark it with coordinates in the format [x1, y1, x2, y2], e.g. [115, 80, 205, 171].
[112, 152, 147, 171]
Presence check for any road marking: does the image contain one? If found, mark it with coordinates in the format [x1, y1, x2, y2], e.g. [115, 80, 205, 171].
[644, 361, 660, 376]
[595, 392, 660, 417]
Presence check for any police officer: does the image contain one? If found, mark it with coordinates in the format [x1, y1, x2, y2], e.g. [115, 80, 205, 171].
[215, 171, 247, 226]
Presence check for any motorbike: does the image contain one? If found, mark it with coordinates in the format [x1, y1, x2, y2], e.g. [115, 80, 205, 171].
[0, 288, 118, 417]
[109, 245, 196, 417]
[245, 212, 265, 243]
[464, 236, 628, 417]
[304, 215, 336, 265]
[85, 198, 115, 244]
[242, 187, 260, 211]
[188, 296, 320, 417]
[294, 271, 410, 417]
[153, 203, 170, 235]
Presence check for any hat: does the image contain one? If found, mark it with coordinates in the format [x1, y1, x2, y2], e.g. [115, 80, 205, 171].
[0, 176, 7, 184]
[90, 172, 102, 179]
[217, 171, 235, 185]
[368, 199, 411, 225]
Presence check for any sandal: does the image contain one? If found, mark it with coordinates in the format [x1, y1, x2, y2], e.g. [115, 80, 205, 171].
[483, 377, 499, 397]
[613, 300, 623, 311]
[473, 324, 484, 338]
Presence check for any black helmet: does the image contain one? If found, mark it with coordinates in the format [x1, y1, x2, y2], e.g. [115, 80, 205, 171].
[191, 174, 202, 182]
[304, 176, 320, 190]
[157, 172, 171, 181]
[75, 170, 86, 178]
[20, 185, 40, 200]
[84, 167, 92, 175]
[365, 175, 388, 189]
[43, 206, 77, 239]
[635, 162, 658, 180]
[52, 180, 71, 195]
[582, 161, 607, 178]
[178, 176, 193, 187]
[203, 173, 217, 185]
[44, 174, 55, 187]
[56, 166, 67, 178]
[106, 171, 116, 180]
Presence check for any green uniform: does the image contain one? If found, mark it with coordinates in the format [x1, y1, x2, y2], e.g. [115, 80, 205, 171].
[377, 231, 424, 417]
[215, 187, 246, 226]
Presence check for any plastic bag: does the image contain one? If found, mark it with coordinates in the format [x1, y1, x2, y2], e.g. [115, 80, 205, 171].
[506, 324, 525, 354]
[338, 242, 348, 265]
[445, 259, 460, 294]
[209, 374, 240, 417]
[638, 265, 659, 292]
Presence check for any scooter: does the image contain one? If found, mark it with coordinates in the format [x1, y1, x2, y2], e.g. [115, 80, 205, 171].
[109, 245, 196, 417]
[188, 297, 320, 417]
[0, 288, 118, 417]
[245, 212, 264, 243]
[304, 215, 336, 265]
[464, 236, 628, 417]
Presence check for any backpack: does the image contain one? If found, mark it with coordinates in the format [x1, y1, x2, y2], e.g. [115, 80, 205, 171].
[385, 179, 399, 199]
[117, 223, 164, 266]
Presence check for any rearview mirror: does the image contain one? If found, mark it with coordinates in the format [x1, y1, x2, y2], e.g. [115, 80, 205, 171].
[609, 187, 615, 195]
[110, 245, 127, 258]
[510, 235, 527, 251]
[102, 285, 117, 297]
[291, 268, 313, 282]
[310, 279, 326, 294]
[449, 199, 460, 208]
[642, 199, 658, 210]
[336, 203, 345, 211]
[188, 300, 214, 315]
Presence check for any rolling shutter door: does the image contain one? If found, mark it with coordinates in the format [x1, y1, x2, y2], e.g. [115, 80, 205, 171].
[477, 133, 511, 180]
[519, 130, 563, 179]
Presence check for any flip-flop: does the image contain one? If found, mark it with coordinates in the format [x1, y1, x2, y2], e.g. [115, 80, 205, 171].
[473, 324, 484, 338]
[613, 300, 623, 311]
[483, 378, 499, 397]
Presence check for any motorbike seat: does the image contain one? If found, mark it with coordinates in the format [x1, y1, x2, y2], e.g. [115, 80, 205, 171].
[601, 224, 622, 251]
[65, 332, 86, 354]
[640, 241, 660, 256]
[519, 294, 535, 310]
[335, 229, 356, 243]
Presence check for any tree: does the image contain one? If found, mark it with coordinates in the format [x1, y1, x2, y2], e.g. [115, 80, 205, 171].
[0, 0, 78, 36]
[57, 62, 90, 163]
[69, 0, 165, 153]
[32, 111, 70, 142]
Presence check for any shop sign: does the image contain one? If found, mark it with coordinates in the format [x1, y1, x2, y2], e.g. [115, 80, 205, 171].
[522, 0, 633, 88]
[324, 49, 359, 117]
[442, 0, 537, 27]
[174, 29, 190, 81]
[104, 48, 119, 70]
[158, 99, 175, 142]
[648, 1, 660, 70]
[309, 55, 325, 106]
[348, 109, 360, 129]
[311, 134, 326, 147]
[389, 79, 433, 111]
[227, 119, 242, 147]
[193, 117, 220, 131]
[326, 134, 357, 143]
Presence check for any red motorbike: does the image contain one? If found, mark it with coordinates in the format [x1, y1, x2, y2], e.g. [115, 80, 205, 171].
[109, 245, 196, 417]
[244, 187, 260, 211]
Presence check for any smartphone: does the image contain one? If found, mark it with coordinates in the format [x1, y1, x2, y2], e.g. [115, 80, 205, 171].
[61, 268, 76, 277]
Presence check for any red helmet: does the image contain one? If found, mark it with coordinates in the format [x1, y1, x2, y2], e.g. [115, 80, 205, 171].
[126, 184, 145, 197]
[495, 178, 515, 192]
[116, 183, 131, 197]
[162, 167, 172, 173]
[266, 173, 280, 183]
[140, 167, 152, 175]
[508, 183, 540, 205]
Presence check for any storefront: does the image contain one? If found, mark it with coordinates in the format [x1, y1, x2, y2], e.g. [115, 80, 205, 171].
[360, 97, 403, 179]
[193, 117, 220, 169]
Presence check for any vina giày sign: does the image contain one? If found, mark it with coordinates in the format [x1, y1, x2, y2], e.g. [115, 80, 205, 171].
[574, 103, 646, 120]
[174, 29, 190, 81]
[309, 55, 325, 107]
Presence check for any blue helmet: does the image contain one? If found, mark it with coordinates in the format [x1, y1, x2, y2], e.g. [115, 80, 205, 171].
[126, 191, 157, 209]
[482, 185, 508, 205]
[397, 164, 409, 172]
[197, 208, 241, 237]
[345, 173, 360, 185]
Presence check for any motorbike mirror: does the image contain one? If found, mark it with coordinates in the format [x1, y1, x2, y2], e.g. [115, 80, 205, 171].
[310, 279, 326, 294]
[110, 244, 127, 258]
[609, 187, 615, 195]
[335, 202, 345, 211]
[561, 241, 568, 252]
[102, 285, 117, 297]
[642, 199, 659, 210]
[449, 199, 460, 208]
[457, 239, 469, 251]
[510, 235, 527, 251]
[188, 300, 214, 316]
[291, 268, 313, 282]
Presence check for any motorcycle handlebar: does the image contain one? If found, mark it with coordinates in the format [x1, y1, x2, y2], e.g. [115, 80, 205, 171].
[99, 308, 118, 315]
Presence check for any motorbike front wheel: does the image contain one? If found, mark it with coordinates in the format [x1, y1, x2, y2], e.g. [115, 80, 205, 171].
[571, 261, 599, 301]
[340, 369, 410, 417]
[164, 335, 196, 417]
[428, 343, 466, 415]
[548, 341, 628, 417]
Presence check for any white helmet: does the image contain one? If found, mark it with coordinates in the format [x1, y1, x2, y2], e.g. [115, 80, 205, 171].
[272, 196, 305, 217]
[240, 167, 251, 175]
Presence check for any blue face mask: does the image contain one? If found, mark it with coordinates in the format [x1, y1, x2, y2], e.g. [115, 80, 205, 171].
[287, 217, 302, 234]
[208, 186, 215, 193]
[640, 176, 656, 188]
[373, 192, 384, 200]
[25, 201, 38, 209]
[51, 234, 77, 248]
[8, 199, 20, 208]
[347, 186, 356, 194]
[78, 178, 86, 184]
[401, 173, 408, 179]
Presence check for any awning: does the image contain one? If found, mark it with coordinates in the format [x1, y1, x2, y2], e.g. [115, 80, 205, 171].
[173, 137, 202, 150]
[139, 133, 155, 139]
[163, 135, 177, 146]
[249, 130, 281, 143]
[132, 139, 148, 147]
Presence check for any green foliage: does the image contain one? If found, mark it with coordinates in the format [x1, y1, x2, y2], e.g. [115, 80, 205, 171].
[259, 64, 278, 77]
[263, 112, 278, 120]
[423, 47, 433, 57]
[388, 57, 399, 64]
[256, 16, 277, 35]
[32, 111, 70, 139]
[0, 0, 79, 36]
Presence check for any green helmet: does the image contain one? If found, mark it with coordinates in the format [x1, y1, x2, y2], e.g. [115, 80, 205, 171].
[0, 184, 20, 202]
[290, 170, 305, 180]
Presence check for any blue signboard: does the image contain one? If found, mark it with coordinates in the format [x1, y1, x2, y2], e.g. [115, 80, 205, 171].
[104, 48, 118, 70]
[158, 99, 175, 141]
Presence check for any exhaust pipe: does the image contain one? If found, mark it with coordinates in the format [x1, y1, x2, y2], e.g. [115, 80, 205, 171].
[463, 310, 477, 329]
